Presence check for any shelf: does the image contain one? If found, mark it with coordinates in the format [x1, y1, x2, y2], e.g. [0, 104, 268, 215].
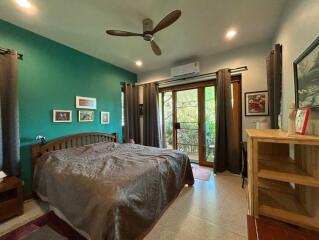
[259, 188, 319, 230]
[258, 156, 319, 188]
[246, 129, 319, 145]
[258, 179, 295, 195]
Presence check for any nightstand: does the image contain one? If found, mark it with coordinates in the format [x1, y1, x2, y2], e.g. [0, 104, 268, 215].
[0, 176, 24, 222]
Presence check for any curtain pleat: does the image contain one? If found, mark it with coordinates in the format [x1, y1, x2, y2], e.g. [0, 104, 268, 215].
[214, 69, 241, 174]
[123, 84, 141, 144]
[0, 52, 20, 176]
[143, 83, 161, 147]
[267, 44, 282, 129]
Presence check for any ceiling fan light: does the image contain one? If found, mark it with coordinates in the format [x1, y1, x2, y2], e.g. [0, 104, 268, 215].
[16, 0, 32, 8]
[135, 60, 143, 67]
[226, 29, 237, 39]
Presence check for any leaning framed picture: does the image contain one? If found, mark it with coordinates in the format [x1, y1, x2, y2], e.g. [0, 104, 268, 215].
[78, 110, 94, 122]
[245, 91, 269, 116]
[53, 110, 72, 122]
[294, 36, 319, 108]
[76, 96, 97, 109]
[101, 112, 110, 124]
[295, 108, 311, 135]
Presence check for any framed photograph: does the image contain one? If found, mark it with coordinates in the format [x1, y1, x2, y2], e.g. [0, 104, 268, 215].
[78, 110, 94, 122]
[101, 112, 110, 124]
[245, 91, 269, 116]
[294, 36, 319, 108]
[295, 108, 311, 135]
[76, 96, 96, 109]
[53, 110, 72, 122]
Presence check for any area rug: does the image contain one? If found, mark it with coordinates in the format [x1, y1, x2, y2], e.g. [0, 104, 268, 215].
[0, 211, 86, 240]
[191, 163, 212, 181]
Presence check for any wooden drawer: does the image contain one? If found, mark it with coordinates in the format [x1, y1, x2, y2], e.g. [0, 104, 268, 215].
[0, 197, 23, 222]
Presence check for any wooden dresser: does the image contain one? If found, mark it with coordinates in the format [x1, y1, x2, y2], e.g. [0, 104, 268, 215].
[246, 129, 319, 232]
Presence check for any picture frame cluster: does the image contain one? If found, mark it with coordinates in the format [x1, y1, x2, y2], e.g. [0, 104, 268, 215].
[53, 96, 110, 124]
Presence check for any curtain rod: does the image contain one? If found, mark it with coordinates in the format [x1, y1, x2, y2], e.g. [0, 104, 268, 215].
[0, 47, 23, 60]
[121, 66, 248, 87]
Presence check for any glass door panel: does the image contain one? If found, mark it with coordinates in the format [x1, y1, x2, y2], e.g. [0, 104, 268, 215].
[162, 92, 173, 149]
[176, 89, 199, 162]
[205, 86, 216, 163]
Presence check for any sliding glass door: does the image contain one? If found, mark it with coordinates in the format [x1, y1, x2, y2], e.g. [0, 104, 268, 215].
[204, 86, 216, 164]
[176, 89, 199, 162]
[160, 78, 241, 167]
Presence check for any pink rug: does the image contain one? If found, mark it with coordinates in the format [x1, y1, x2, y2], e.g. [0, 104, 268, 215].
[0, 211, 86, 240]
[191, 164, 212, 181]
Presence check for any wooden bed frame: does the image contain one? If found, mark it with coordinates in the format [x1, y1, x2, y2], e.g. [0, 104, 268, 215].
[31, 132, 118, 173]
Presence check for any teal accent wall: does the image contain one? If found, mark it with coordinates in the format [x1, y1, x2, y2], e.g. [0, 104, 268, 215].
[0, 20, 137, 193]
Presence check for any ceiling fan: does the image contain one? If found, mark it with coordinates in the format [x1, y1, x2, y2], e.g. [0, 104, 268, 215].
[106, 10, 182, 56]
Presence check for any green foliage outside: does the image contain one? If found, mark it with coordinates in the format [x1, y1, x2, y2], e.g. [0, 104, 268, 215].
[161, 87, 216, 162]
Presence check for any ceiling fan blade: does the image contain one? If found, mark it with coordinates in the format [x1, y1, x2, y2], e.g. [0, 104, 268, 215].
[152, 10, 182, 34]
[151, 41, 162, 56]
[106, 30, 143, 37]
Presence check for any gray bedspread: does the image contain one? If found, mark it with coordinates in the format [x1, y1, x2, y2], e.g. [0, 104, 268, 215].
[34, 142, 194, 240]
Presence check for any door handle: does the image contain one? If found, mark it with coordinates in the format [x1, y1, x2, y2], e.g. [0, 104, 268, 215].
[174, 122, 181, 129]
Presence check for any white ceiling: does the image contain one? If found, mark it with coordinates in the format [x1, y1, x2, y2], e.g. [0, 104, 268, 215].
[0, 0, 288, 74]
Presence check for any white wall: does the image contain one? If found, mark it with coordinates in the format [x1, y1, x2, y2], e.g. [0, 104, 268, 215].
[138, 41, 272, 140]
[273, 0, 319, 135]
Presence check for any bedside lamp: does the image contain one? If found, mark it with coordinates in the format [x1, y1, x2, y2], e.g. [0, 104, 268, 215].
[35, 135, 47, 144]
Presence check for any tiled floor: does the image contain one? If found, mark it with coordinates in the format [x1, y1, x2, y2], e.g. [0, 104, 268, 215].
[0, 170, 248, 240]
[145, 170, 248, 240]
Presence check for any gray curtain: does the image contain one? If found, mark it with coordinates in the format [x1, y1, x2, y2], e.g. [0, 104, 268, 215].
[267, 44, 282, 129]
[214, 69, 240, 174]
[0, 51, 20, 176]
[143, 83, 161, 147]
[123, 83, 141, 144]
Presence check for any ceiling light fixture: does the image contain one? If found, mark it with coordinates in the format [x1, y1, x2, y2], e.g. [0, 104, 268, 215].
[16, 0, 32, 8]
[226, 29, 237, 39]
[135, 60, 143, 67]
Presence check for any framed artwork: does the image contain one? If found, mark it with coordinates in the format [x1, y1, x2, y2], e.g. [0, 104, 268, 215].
[76, 96, 96, 109]
[295, 108, 311, 135]
[245, 91, 269, 116]
[294, 36, 319, 108]
[78, 110, 94, 122]
[53, 110, 72, 122]
[101, 112, 110, 124]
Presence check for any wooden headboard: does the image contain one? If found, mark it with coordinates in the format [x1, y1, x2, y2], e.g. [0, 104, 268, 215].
[31, 132, 118, 173]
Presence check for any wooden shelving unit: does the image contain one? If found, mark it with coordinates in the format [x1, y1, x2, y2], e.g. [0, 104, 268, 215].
[247, 129, 319, 232]
[258, 157, 319, 187]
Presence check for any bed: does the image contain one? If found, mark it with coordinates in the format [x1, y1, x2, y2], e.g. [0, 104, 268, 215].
[32, 132, 194, 240]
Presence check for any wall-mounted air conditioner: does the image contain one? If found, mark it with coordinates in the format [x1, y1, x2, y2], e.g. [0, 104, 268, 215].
[170, 61, 200, 78]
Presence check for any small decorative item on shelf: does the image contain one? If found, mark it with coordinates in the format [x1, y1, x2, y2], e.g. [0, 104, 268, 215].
[278, 114, 282, 129]
[288, 103, 296, 135]
[295, 108, 311, 135]
[255, 117, 270, 129]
